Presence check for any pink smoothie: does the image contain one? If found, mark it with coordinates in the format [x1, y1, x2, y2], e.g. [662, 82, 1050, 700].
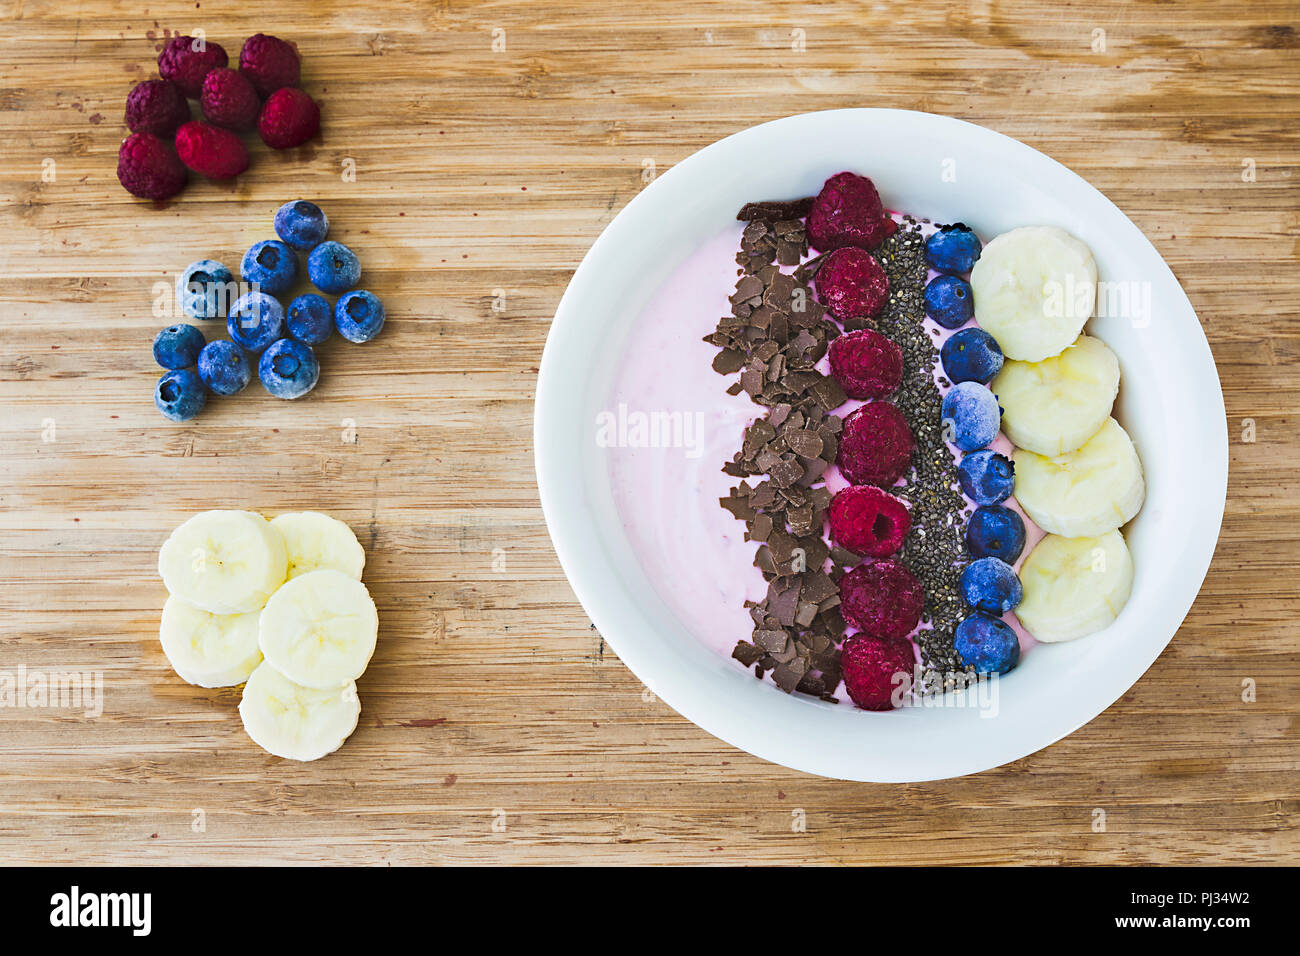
[605, 214, 1043, 703]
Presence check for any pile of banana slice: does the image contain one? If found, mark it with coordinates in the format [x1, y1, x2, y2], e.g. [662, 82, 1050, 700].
[157, 509, 376, 760]
[970, 227, 1145, 642]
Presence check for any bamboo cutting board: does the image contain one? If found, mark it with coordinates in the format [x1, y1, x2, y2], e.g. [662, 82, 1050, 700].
[0, 0, 1297, 865]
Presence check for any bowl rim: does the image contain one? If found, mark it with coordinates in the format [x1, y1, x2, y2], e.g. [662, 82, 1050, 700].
[535, 108, 1228, 781]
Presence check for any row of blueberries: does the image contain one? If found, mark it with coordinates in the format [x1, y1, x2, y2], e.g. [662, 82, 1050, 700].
[152, 200, 385, 421]
[925, 225, 1024, 677]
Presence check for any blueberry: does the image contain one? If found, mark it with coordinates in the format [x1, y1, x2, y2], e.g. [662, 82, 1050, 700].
[286, 293, 333, 345]
[966, 504, 1026, 564]
[152, 323, 206, 369]
[959, 557, 1023, 614]
[155, 368, 207, 421]
[334, 289, 385, 343]
[227, 291, 285, 353]
[924, 274, 974, 329]
[941, 327, 1003, 385]
[941, 381, 1001, 451]
[308, 241, 361, 294]
[258, 338, 320, 399]
[240, 239, 299, 296]
[273, 200, 330, 250]
[954, 612, 1020, 675]
[925, 224, 982, 274]
[197, 339, 252, 396]
[177, 259, 236, 319]
[958, 449, 1015, 505]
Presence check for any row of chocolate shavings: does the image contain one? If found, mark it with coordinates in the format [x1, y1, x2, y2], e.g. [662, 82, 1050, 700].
[871, 219, 976, 691]
[707, 208, 859, 700]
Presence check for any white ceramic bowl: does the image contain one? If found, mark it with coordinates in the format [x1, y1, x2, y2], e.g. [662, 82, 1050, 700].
[535, 109, 1227, 782]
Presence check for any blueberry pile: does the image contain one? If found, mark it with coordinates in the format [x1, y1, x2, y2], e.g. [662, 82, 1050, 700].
[924, 224, 1022, 676]
[153, 200, 386, 421]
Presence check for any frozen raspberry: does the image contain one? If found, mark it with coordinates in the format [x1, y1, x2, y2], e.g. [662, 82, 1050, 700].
[807, 171, 897, 253]
[117, 132, 187, 200]
[175, 121, 249, 180]
[815, 247, 890, 321]
[239, 33, 301, 98]
[840, 634, 916, 710]
[200, 68, 260, 130]
[828, 486, 911, 558]
[836, 402, 914, 487]
[124, 79, 189, 137]
[840, 560, 924, 642]
[158, 35, 229, 98]
[828, 328, 902, 399]
[258, 87, 320, 149]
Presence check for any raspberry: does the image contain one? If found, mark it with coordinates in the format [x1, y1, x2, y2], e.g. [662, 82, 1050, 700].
[174, 121, 249, 180]
[200, 68, 260, 130]
[117, 132, 187, 200]
[836, 402, 914, 487]
[258, 88, 320, 149]
[807, 171, 897, 253]
[124, 79, 189, 137]
[840, 560, 924, 642]
[828, 328, 902, 399]
[239, 33, 301, 98]
[828, 486, 911, 558]
[840, 634, 916, 711]
[158, 35, 229, 98]
[815, 247, 890, 321]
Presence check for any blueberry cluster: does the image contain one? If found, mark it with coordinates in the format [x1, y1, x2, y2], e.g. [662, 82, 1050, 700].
[152, 200, 386, 421]
[925, 224, 1021, 676]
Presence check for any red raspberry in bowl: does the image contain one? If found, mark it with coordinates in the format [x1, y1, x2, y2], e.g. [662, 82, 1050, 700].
[815, 247, 889, 321]
[125, 79, 189, 137]
[239, 33, 301, 98]
[807, 171, 897, 253]
[828, 328, 902, 399]
[258, 88, 320, 149]
[840, 559, 924, 643]
[175, 121, 249, 180]
[117, 132, 187, 200]
[840, 634, 916, 711]
[836, 402, 914, 487]
[158, 35, 229, 98]
[200, 68, 261, 130]
[828, 486, 911, 558]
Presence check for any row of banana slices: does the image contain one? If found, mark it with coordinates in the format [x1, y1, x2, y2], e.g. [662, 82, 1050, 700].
[157, 509, 377, 760]
[970, 227, 1145, 642]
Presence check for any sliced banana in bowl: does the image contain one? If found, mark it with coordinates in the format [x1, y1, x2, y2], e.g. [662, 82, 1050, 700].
[159, 595, 263, 688]
[994, 334, 1120, 456]
[1016, 530, 1134, 643]
[257, 568, 379, 690]
[238, 661, 361, 762]
[158, 510, 288, 614]
[970, 225, 1098, 362]
[1013, 417, 1145, 538]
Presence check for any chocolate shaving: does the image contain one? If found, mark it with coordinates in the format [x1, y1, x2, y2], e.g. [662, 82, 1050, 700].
[735, 198, 814, 222]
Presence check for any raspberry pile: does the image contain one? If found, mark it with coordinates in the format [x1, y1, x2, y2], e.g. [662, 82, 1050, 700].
[153, 200, 386, 422]
[117, 34, 320, 201]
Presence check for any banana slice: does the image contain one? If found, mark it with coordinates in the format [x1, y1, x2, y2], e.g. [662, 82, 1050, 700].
[970, 226, 1098, 362]
[239, 661, 361, 761]
[994, 334, 1120, 456]
[258, 569, 378, 689]
[1013, 417, 1144, 537]
[158, 510, 288, 614]
[270, 512, 365, 580]
[159, 595, 263, 687]
[1016, 530, 1133, 642]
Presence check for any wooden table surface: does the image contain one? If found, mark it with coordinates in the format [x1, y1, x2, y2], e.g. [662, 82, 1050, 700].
[0, 0, 1296, 866]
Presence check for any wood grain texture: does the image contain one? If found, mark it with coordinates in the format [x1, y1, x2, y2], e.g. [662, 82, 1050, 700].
[0, 0, 1297, 866]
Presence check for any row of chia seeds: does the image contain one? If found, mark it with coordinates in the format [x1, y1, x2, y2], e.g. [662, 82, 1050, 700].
[871, 218, 976, 690]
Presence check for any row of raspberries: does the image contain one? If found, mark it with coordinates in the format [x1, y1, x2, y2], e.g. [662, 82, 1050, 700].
[118, 34, 320, 200]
